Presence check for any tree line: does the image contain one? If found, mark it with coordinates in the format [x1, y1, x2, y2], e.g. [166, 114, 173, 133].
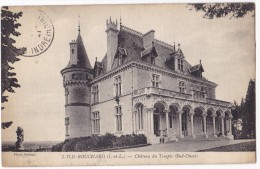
[231, 79, 255, 139]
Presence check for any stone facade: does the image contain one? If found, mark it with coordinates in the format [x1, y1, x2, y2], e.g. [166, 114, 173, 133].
[61, 18, 234, 144]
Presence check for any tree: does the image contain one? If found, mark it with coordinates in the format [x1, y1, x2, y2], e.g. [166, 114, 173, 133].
[241, 79, 255, 139]
[188, 3, 255, 19]
[1, 6, 25, 129]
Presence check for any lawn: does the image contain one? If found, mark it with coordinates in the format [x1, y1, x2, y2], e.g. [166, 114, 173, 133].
[198, 141, 256, 152]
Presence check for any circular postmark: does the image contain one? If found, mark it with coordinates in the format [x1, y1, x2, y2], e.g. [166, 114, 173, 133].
[16, 10, 54, 57]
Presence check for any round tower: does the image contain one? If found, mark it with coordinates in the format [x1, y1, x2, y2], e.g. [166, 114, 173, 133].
[61, 28, 93, 140]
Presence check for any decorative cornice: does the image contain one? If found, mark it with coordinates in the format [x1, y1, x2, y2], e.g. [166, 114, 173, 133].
[64, 80, 89, 87]
[61, 67, 93, 75]
[91, 60, 217, 88]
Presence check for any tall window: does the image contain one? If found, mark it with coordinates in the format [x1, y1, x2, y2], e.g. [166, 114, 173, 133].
[118, 54, 122, 66]
[65, 117, 69, 136]
[114, 75, 122, 96]
[137, 104, 144, 130]
[92, 111, 100, 134]
[152, 74, 160, 88]
[178, 58, 184, 71]
[179, 81, 185, 93]
[115, 106, 122, 132]
[92, 85, 99, 103]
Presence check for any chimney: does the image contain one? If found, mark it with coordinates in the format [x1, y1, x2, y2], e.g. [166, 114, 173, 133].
[106, 17, 119, 71]
[69, 40, 78, 65]
[143, 30, 155, 49]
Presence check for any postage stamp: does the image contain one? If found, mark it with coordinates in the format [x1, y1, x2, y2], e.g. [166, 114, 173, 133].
[1, 3, 256, 167]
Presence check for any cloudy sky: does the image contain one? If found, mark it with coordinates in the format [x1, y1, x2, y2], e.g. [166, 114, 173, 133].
[2, 4, 255, 142]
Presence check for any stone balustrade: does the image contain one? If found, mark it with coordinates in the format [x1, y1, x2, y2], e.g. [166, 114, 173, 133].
[133, 87, 232, 107]
[133, 87, 192, 100]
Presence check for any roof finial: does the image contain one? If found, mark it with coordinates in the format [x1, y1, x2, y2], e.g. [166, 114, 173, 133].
[120, 15, 122, 26]
[200, 59, 201, 65]
[95, 57, 97, 62]
[173, 42, 176, 51]
[110, 16, 112, 23]
[78, 15, 81, 35]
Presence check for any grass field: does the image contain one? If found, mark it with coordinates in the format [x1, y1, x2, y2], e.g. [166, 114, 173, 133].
[198, 141, 256, 152]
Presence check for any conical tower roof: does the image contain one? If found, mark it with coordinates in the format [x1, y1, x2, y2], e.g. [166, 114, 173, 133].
[65, 31, 93, 70]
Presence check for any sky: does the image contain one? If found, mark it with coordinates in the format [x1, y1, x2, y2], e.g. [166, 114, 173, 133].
[2, 4, 255, 142]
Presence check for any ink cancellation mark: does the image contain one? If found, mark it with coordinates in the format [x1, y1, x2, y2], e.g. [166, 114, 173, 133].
[21, 10, 54, 57]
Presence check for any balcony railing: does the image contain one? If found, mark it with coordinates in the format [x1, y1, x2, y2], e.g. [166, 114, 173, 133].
[133, 87, 232, 107]
[133, 87, 192, 100]
[206, 98, 232, 107]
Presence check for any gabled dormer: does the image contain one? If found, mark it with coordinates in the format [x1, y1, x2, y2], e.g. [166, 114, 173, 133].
[94, 57, 103, 78]
[141, 42, 159, 65]
[166, 43, 185, 72]
[189, 60, 204, 79]
[114, 47, 127, 67]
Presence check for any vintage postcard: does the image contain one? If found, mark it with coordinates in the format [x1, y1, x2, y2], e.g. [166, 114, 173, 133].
[1, 3, 256, 166]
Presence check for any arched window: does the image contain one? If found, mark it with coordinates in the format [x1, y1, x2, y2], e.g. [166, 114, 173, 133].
[137, 104, 144, 130]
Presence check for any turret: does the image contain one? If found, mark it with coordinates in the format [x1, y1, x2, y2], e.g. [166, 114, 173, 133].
[61, 26, 93, 140]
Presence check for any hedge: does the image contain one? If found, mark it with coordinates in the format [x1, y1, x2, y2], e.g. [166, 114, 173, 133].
[52, 133, 147, 152]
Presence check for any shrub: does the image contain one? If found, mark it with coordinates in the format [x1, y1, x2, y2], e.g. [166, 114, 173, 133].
[52, 133, 147, 152]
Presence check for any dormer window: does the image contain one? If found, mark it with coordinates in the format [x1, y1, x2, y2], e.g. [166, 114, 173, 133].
[116, 47, 127, 67]
[71, 49, 74, 54]
[178, 58, 183, 71]
[189, 61, 204, 79]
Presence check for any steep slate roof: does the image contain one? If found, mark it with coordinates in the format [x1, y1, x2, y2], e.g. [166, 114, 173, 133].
[109, 25, 194, 75]
[65, 33, 93, 70]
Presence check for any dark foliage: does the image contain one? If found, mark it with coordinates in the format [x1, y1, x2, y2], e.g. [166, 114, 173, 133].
[1, 121, 13, 129]
[52, 133, 147, 152]
[1, 6, 26, 109]
[231, 79, 255, 139]
[241, 79, 255, 139]
[1, 6, 26, 129]
[188, 3, 255, 19]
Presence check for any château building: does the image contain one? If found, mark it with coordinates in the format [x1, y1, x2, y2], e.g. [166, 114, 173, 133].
[61, 18, 234, 144]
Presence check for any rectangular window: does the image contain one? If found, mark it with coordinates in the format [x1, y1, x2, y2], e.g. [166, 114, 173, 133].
[65, 117, 69, 136]
[115, 106, 122, 132]
[92, 111, 100, 134]
[152, 74, 160, 88]
[179, 81, 185, 93]
[92, 85, 99, 103]
[178, 58, 184, 71]
[114, 75, 122, 96]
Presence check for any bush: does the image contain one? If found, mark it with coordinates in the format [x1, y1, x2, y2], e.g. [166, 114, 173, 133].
[51, 133, 147, 152]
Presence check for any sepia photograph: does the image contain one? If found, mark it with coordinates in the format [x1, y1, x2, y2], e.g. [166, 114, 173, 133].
[1, 2, 256, 166]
